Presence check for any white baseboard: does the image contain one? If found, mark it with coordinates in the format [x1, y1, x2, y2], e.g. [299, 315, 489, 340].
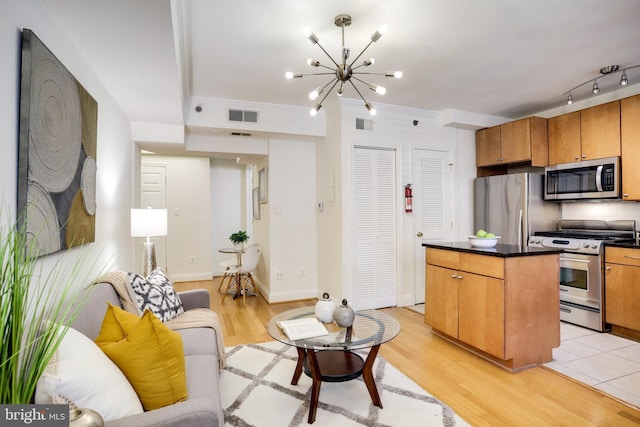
[264, 288, 317, 303]
[170, 271, 213, 282]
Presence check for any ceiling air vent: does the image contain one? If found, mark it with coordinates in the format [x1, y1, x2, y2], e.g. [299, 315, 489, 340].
[231, 132, 252, 137]
[228, 109, 258, 123]
[355, 118, 374, 131]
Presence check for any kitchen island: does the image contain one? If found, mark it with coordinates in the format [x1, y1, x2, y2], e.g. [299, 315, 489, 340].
[423, 242, 562, 371]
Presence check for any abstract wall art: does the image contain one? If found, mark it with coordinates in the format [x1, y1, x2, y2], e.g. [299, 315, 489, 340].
[17, 29, 98, 257]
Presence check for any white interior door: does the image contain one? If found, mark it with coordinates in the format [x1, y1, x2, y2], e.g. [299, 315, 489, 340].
[141, 164, 168, 272]
[413, 149, 454, 304]
[353, 147, 397, 309]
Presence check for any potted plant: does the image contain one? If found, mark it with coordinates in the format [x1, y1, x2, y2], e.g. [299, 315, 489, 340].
[0, 206, 102, 403]
[229, 230, 249, 250]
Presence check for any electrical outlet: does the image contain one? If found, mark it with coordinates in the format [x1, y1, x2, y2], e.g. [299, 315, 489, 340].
[299, 268, 306, 277]
[275, 271, 284, 280]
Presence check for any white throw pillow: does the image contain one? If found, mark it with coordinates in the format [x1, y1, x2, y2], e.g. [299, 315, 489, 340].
[35, 327, 144, 421]
[128, 267, 184, 322]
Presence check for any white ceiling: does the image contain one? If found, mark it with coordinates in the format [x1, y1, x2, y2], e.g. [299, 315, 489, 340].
[44, 0, 640, 127]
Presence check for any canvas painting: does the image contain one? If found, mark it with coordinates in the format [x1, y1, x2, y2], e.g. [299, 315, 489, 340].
[17, 29, 98, 257]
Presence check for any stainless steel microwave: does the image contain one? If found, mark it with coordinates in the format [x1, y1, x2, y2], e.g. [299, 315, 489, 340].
[544, 156, 620, 201]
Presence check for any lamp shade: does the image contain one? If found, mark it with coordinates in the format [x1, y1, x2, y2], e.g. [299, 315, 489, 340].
[131, 208, 167, 237]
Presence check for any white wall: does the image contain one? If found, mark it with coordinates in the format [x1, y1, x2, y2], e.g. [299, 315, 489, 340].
[210, 158, 248, 272]
[266, 138, 318, 302]
[2, 0, 135, 295]
[141, 155, 212, 281]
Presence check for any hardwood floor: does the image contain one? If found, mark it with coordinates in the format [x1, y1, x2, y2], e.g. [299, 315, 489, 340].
[175, 279, 640, 426]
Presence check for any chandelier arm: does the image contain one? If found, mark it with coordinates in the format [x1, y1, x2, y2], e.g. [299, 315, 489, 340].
[314, 41, 341, 69]
[350, 75, 376, 88]
[304, 72, 339, 77]
[316, 78, 340, 107]
[348, 80, 370, 105]
[349, 40, 375, 69]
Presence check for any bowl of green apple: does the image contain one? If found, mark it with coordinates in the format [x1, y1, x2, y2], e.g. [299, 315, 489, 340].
[468, 229, 500, 248]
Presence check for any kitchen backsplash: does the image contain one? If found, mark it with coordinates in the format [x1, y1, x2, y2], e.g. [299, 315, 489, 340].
[561, 201, 640, 226]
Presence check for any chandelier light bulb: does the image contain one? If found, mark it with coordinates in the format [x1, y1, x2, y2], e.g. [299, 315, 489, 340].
[378, 24, 388, 35]
[363, 58, 375, 66]
[309, 87, 323, 100]
[302, 27, 312, 37]
[592, 80, 600, 94]
[368, 83, 386, 95]
[386, 71, 403, 78]
[307, 58, 320, 67]
[365, 102, 377, 116]
[620, 71, 629, 86]
[310, 103, 322, 116]
[285, 72, 302, 79]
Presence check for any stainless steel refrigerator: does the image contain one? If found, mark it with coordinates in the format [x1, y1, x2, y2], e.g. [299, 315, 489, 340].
[474, 173, 560, 249]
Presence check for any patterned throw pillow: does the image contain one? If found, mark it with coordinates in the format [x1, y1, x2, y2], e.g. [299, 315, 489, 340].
[128, 268, 184, 322]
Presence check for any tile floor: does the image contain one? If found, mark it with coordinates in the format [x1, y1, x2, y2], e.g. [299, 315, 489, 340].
[407, 304, 640, 409]
[544, 322, 640, 409]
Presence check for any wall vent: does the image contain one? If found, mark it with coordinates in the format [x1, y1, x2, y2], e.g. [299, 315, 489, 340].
[355, 118, 374, 131]
[231, 132, 252, 137]
[228, 109, 258, 123]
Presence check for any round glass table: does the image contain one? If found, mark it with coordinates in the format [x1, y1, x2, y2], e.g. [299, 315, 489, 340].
[266, 307, 401, 424]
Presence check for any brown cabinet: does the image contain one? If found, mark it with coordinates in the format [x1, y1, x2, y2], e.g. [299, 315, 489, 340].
[548, 111, 581, 164]
[425, 247, 560, 371]
[621, 94, 640, 200]
[548, 101, 621, 165]
[605, 246, 640, 333]
[476, 117, 548, 167]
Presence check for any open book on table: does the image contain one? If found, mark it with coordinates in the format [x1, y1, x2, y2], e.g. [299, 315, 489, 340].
[276, 317, 329, 340]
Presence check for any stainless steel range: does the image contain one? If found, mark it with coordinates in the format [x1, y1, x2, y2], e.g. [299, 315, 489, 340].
[528, 219, 636, 332]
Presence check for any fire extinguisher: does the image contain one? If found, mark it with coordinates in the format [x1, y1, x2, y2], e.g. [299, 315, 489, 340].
[404, 184, 413, 213]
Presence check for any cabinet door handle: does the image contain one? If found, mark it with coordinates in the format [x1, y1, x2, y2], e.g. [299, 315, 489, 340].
[457, 275, 463, 279]
[623, 193, 629, 197]
[605, 266, 611, 271]
[451, 274, 458, 279]
[624, 255, 640, 260]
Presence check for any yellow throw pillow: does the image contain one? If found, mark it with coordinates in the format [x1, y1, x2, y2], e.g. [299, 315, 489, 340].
[96, 304, 188, 411]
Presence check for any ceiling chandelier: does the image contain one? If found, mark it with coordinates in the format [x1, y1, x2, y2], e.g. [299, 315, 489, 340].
[563, 64, 640, 105]
[285, 14, 402, 116]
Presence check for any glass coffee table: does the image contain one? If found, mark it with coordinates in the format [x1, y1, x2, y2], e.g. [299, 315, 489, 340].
[266, 307, 401, 424]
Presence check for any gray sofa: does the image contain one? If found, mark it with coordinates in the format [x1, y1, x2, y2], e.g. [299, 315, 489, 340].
[72, 282, 224, 426]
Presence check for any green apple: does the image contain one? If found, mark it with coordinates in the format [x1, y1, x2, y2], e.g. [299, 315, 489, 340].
[476, 229, 487, 238]
[485, 232, 496, 238]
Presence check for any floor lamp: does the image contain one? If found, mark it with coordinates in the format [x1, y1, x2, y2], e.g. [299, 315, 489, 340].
[131, 208, 167, 276]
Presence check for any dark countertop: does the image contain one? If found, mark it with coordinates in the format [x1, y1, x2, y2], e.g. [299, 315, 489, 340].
[423, 241, 563, 258]
[604, 242, 640, 250]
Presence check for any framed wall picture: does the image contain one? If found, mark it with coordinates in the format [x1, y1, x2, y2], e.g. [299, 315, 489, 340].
[17, 29, 98, 257]
[258, 167, 268, 203]
[252, 187, 260, 219]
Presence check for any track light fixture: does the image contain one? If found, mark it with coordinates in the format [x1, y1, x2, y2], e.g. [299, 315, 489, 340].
[285, 14, 402, 116]
[563, 64, 640, 105]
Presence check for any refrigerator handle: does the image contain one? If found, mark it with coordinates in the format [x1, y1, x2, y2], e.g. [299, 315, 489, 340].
[518, 209, 523, 247]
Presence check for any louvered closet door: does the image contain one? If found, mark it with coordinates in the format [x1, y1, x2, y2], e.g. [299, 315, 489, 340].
[353, 147, 397, 309]
[413, 149, 454, 304]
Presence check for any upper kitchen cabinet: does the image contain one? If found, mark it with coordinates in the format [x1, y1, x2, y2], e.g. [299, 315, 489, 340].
[476, 126, 501, 167]
[548, 111, 581, 164]
[548, 101, 621, 165]
[621, 94, 640, 200]
[581, 100, 621, 159]
[476, 116, 548, 168]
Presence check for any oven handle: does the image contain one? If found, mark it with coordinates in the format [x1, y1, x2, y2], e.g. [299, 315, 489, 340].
[596, 165, 603, 192]
[518, 209, 523, 247]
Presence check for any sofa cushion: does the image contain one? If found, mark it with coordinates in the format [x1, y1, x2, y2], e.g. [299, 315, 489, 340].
[35, 327, 144, 421]
[128, 267, 184, 322]
[96, 304, 188, 411]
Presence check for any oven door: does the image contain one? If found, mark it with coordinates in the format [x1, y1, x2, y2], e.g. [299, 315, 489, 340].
[559, 252, 602, 309]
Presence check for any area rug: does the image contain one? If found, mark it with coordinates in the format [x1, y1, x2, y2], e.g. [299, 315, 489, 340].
[221, 341, 470, 426]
